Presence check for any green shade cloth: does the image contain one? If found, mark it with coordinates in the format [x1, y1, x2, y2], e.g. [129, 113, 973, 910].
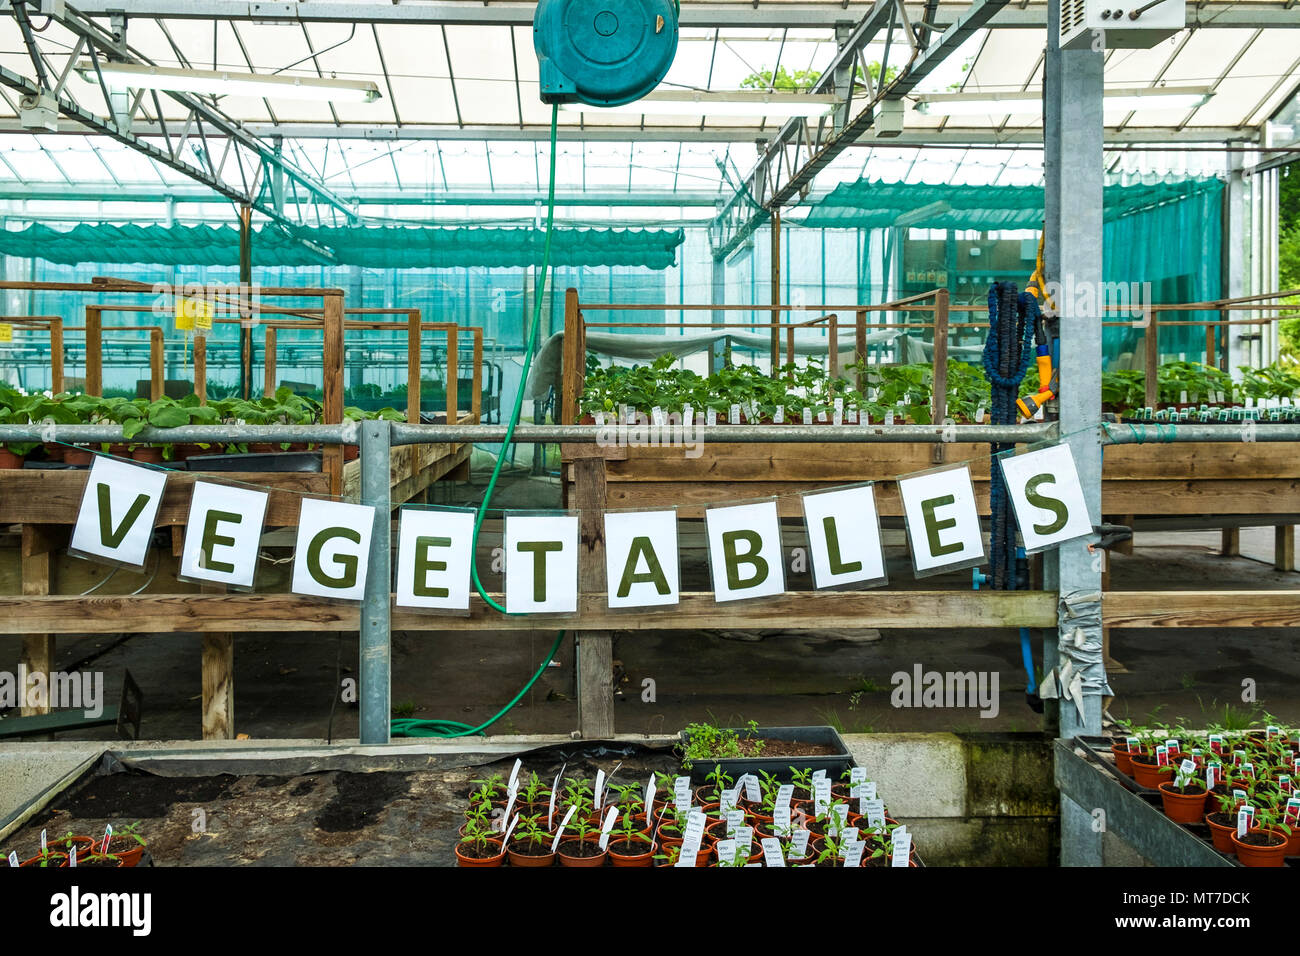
[0, 223, 685, 270]
[801, 176, 1224, 231]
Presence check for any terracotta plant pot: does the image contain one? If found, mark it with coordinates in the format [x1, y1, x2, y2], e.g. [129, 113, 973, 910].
[20, 852, 67, 868]
[1129, 756, 1167, 790]
[130, 446, 165, 464]
[1157, 782, 1209, 824]
[455, 838, 506, 867]
[1204, 812, 1238, 854]
[344, 444, 359, 462]
[63, 447, 94, 466]
[506, 841, 555, 867]
[0, 448, 25, 469]
[41, 442, 64, 462]
[1231, 827, 1289, 867]
[1286, 826, 1300, 858]
[607, 837, 655, 867]
[557, 835, 607, 867]
[1111, 743, 1135, 776]
[113, 845, 145, 867]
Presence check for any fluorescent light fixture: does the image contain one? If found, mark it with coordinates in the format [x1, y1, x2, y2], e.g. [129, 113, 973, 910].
[560, 90, 838, 118]
[912, 86, 1212, 116]
[894, 201, 952, 228]
[76, 61, 381, 103]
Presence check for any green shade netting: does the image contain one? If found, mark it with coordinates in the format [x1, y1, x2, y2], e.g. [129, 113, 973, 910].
[804, 176, 1223, 362]
[0, 223, 684, 270]
[801, 176, 1223, 230]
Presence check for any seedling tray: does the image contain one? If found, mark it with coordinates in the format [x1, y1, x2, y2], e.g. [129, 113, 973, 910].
[680, 725, 853, 784]
[184, 451, 322, 473]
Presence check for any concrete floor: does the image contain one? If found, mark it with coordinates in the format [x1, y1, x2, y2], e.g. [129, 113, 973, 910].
[0, 466, 1296, 742]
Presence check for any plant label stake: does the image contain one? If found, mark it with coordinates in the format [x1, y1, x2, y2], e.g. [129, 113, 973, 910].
[774, 805, 791, 834]
[547, 784, 559, 831]
[597, 807, 619, 851]
[776, 784, 794, 811]
[1206, 765, 1218, 789]
[841, 826, 859, 846]
[813, 779, 831, 816]
[891, 832, 911, 867]
[1280, 775, 1293, 794]
[1285, 798, 1300, 827]
[7, 851, 17, 868]
[719, 788, 737, 815]
[502, 813, 520, 847]
[843, 840, 865, 868]
[508, 759, 522, 791]
[675, 844, 699, 867]
[645, 778, 656, 818]
[594, 769, 606, 809]
[550, 806, 577, 854]
[1267, 725, 1281, 738]
[729, 404, 740, 425]
[101, 824, 113, 855]
[862, 798, 886, 827]
[761, 837, 786, 867]
[707, 408, 717, 426]
[1155, 745, 1169, 766]
[1293, 757, 1300, 777]
[789, 829, 810, 858]
[501, 790, 517, 831]
[833, 398, 843, 426]
[735, 826, 754, 854]
[1165, 738, 1180, 753]
[725, 809, 745, 835]
[802, 407, 813, 425]
[69, 846, 77, 868]
[683, 810, 707, 852]
[716, 839, 738, 866]
[683, 404, 693, 427]
[774, 405, 784, 424]
[40, 829, 47, 855]
[741, 774, 761, 803]
[1236, 806, 1253, 838]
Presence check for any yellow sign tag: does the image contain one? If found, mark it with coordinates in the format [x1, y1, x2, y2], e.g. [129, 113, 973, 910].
[176, 297, 214, 331]
[0, 324, 11, 343]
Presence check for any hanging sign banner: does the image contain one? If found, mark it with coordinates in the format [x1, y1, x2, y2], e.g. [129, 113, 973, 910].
[69, 456, 168, 570]
[394, 507, 476, 611]
[998, 444, 1094, 552]
[705, 500, 785, 603]
[898, 465, 986, 576]
[179, 481, 269, 589]
[604, 509, 680, 609]
[290, 498, 377, 601]
[505, 514, 579, 614]
[800, 484, 887, 589]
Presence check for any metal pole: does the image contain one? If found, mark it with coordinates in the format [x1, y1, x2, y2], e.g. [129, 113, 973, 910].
[1046, 0, 1105, 866]
[238, 204, 253, 401]
[770, 210, 781, 375]
[359, 418, 392, 745]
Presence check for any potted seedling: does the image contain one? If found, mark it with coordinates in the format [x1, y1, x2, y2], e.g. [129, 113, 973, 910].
[455, 816, 506, 867]
[506, 814, 556, 868]
[556, 816, 606, 867]
[606, 811, 654, 867]
[1230, 806, 1290, 867]
[1157, 761, 1209, 824]
[517, 772, 551, 816]
[1205, 790, 1250, 854]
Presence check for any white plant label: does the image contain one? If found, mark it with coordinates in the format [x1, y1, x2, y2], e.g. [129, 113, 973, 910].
[884, 409, 895, 426]
[508, 759, 522, 791]
[7, 851, 16, 867]
[813, 779, 832, 816]
[774, 805, 792, 834]
[594, 770, 606, 809]
[841, 826, 859, 846]
[863, 798, 886, 827]
[725, 809, 745, 835]
[597, 806, 619, 850]
[1237, 806, 1252, 838]
[816, 410, 828, 423]
[729, 403, 741, 425]
[548, 775, 560, 830]
[716, 839, 738, 866]
[683, 810, 707, 851]
[502, 814, 520, 847]
[742, 774, 761, 803]
[550, 806, 577, 853]
[735, 826, 754, 853]
[645, 779, 656, 818]
[761, 837, 786, 867]
[707, 408, 717, 427]
[850, 768, 868, 785]
[802, 407, 813, 425]
[842, 841, 865, 867]
[718, 788, 738, 815]
[811, 769, 827, 783]
[683, 404, 693, 427]
[651, 406, 664, 426]
[773, 406, 784, 424]
[676, 845, 699, 867]
[776, 784, 794, 811]
[502, 791, 517, 830]
[789, 829, 811, 858]
[891, 833, 912, 866]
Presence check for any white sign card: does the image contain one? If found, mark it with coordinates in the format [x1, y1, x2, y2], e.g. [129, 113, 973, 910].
[69, 456, 169, 570]
[704, 500, 785, 602]
[394, 507, 475, 611]
[998, 443, 1094, 552]
[178, 481, 269, 588]
[290, 498, 377, 601]
[898, 465, 986, 575]
[604, 509, 680, 609]
[504, 513, 579, 614]
[800, 485, 888, 589]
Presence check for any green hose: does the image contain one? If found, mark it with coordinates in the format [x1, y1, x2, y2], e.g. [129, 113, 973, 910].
[391, 104, 563, 739]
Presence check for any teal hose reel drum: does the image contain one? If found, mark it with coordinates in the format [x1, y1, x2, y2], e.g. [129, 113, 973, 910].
[534, 0, 679, 106]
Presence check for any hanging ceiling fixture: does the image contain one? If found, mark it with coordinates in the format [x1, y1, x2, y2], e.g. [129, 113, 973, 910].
[76, 62, 382, 104]
[913, 86, 1212, 116]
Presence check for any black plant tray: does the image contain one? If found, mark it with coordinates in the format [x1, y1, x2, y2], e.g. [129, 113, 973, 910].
[680, 725, 853, 784]
[184, 451, 322, 473]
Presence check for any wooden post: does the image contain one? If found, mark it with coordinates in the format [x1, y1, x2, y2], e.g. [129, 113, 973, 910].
[575, 456, 614, 738]
[1277, 525, 1296, 573]
[1220, 527, 1240, 557]
[1205, 322, 1215, 368]
[18, 526, 55, 717]
[855, 309, 867, 392]
[785, 324, 795, 374]
[322, 291, 345, 497]
[561, 288, 581, 425]
[49, 318, 64, 394]
[149, 327, 164, 400]
[200, 584, 234, 740]
[827, 313, 838, 379]
[471, 328, 483, 422]
[770, 211, 781, 375]
[1116, 515, 1135, 556]
[445, 325, 459, 425]
[931, 289, 950, 463]
[85, 305, 102, 396]
[1143, 308, 1159, 410]
[263, 327, 276, 398]
[407, 310, 421, 424]
[194, 334, 207, 405]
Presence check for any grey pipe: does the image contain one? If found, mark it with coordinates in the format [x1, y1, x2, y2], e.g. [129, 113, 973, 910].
[389, 422, 1061, 445]
[358, 419, 392, 746]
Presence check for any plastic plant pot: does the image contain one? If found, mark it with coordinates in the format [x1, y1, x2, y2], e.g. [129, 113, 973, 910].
[455, 837, 505, 867]
[1157, 781, 1209, 824]
[1111, 742, 1135, 776]
[556, 835, 607, 867]
[506, 840, 556, 868]
[1230, 827, 1289, 867]
[606, 836, 655, 867]
[0, 449, 25, 469]
[1204, 813, 1238, 854]
[1128, 755, 1166, 790]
